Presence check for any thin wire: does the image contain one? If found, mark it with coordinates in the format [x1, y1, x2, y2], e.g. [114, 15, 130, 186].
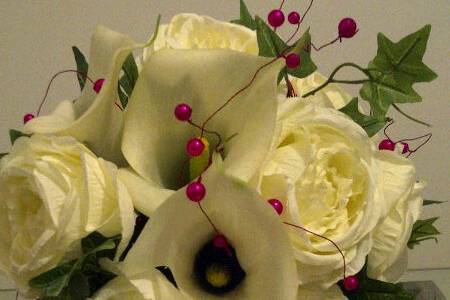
[406, 133, 432, 158]
[37, 69, 94, 116]
[383, 118, 395, 141]
[188, 120, 223, 150]
[311, 37, 340, 51]
[284, 222, 347, 279]
[198, 202, 219, 233]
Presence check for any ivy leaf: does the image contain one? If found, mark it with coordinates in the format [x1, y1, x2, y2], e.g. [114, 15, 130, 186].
[231, 0, 256, 30]
[255, 15, 286, 58]
[407, 217, 440, 249]
[30, 232, 119, 298]
[72, 46, 89, 91]
[9, 129, 30, 145]
[360, 25, 437, 117]
[423, 199, 444, 206]
[341, 262, 416, 300]
[339, 98, 387, 137]
[287, 28, 317, 78]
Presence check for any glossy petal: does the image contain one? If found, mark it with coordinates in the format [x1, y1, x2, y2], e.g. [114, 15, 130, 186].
[122, 49, 283, 189]
[123, 165, 298, 300]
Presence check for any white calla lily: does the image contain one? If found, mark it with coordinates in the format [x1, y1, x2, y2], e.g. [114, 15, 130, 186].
[122, 48, 283, 193]
[298, 284, 347, 300]
[92, 270, 191, 300]
[122, 163, 298, 300]
[24, 26, 139, 164]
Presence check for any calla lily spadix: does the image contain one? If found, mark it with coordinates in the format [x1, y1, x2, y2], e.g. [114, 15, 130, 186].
[122, 48, 284, 193]
[121, 161, 298, 300]
[24, 26, 141, 165]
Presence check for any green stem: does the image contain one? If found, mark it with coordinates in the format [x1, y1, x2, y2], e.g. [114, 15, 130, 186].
[392, 104, 432, 127]
[302, 62, 371, 98]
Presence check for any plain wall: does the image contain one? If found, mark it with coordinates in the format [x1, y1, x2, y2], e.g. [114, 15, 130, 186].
[0, 0, 449, 273]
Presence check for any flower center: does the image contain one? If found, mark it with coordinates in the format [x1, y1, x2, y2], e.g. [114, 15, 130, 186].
[194, 237, 246, 295]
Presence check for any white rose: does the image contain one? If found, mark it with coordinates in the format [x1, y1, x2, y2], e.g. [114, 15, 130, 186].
[367, 151, 424, 282]
[142, 13, 257, 61]
[255, 101, 421, 287]
[0, 135, 134, 296]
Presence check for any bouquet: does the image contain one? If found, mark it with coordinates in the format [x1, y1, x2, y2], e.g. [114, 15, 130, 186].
[0, 1, 442, 299]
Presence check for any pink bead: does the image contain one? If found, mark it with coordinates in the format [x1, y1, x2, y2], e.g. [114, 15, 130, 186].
[288, 11, 301, 24]
[212, 234, 228, 249]
[186, 181, 206, 202]
[23, 113, 35, 124]
[174, 103, 192, 121]
[378, 139, 396, 151]
[343, 276, 359, 291]
[93, 78, 105, 94]
[338, 18, 358, 39]
[268, 199, 283, 215]
[401, 142, 410, 154]
[268, 9, 285, 27]
[186, 138, 205, 157]
[285, 53, 301, 69]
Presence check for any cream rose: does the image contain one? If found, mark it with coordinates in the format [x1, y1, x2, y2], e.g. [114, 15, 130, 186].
[367, 151, 424, 282]
[0, 135, 134, 296]
[142, 13, 257, 60]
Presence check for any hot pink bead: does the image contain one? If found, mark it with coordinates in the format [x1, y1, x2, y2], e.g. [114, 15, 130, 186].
[213, 234, 228, 249]
[268, 199, 283, 215]
[174, 103, 192, 121]
[288, 11, 301, 24]
[285, 53, 301, 69]
[268, 9, 285, 27]
[23, 113, 35, 124]
[186, 138, 205, 157]
[93, 78, 105, 94]
[401, 142, 410, 154]
[338, 18, 358, 39]
[378, 139, 396, 151]
[186, 181, 206, 202]
[343, 276, 359, 291]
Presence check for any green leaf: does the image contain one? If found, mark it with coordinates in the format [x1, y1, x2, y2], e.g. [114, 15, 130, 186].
[30, 260, 77, 296]
[339, 98, 387, 137]
[230, 0, 256, 30]
[255, 15, 286, 58]
[423, 199, 444, 206]
[286, 29, 317, 78]
[360, 25, 437, 117]
[341, 262, 416, 300]
[30, 232, 119, 298]
[118, 53, 139, 108]
[9, 129, 30, 144]
[408, 217, 440, 249]
[72, 46, 89, 91]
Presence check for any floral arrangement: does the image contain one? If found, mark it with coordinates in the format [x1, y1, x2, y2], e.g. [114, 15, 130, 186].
[0, 1, 442, 299]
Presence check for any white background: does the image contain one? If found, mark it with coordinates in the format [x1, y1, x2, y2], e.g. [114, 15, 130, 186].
[0, 0, 449, 298]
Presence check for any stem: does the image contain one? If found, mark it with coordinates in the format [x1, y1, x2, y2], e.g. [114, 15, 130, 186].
[302, 62, 371, 98]
[392, 104, 431, 127]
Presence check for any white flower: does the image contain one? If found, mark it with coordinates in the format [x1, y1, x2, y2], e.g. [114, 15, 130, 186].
[23, 26, 139, 165]
[122, 44, 284, 215]
[142, 13, 257, 60]
[0, 135, 134, 296]
[92, 270, 191, 300]
[367, 151, 424, 282]
[254, 102, 421, 287]
[298, 284, 347, 300]
[122, 163, 298, 300]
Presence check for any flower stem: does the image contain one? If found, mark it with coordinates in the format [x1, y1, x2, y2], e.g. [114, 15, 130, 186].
[302, 62, 371, 98]
[392, 103, 432, 127]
